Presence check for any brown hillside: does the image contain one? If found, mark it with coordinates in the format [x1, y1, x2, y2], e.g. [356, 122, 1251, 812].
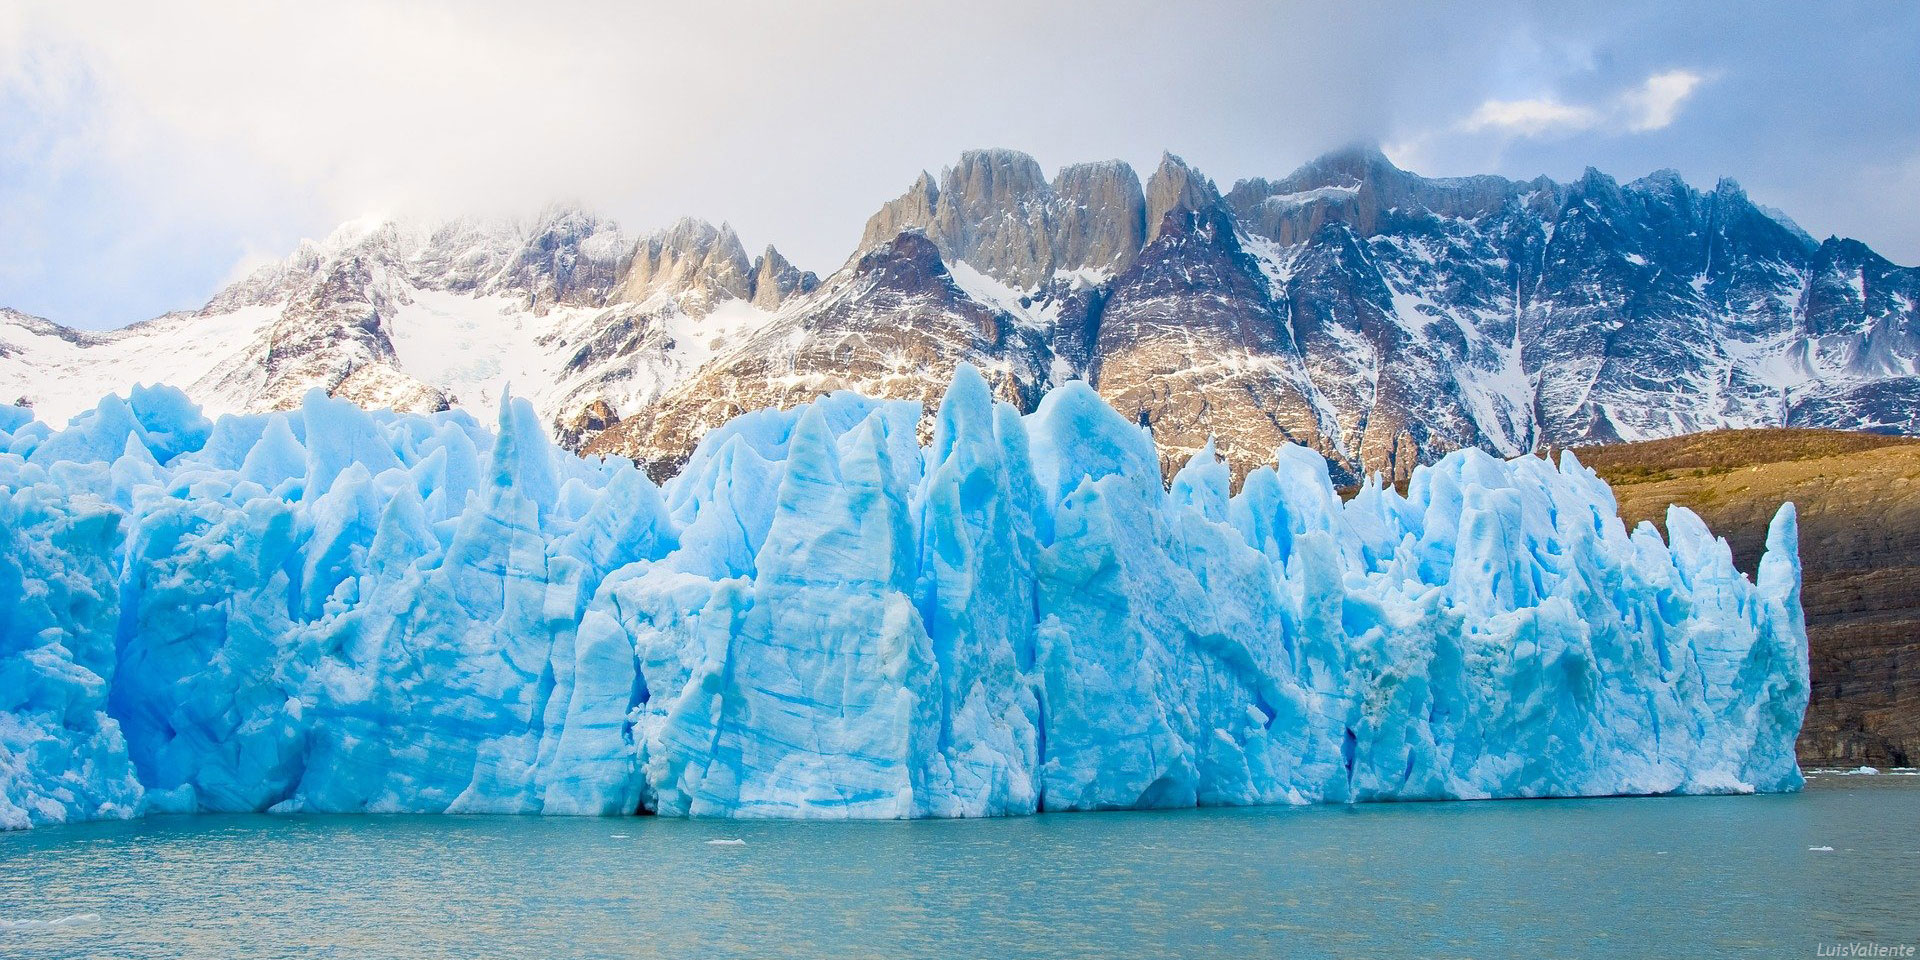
[1573, 429, 1920, 767]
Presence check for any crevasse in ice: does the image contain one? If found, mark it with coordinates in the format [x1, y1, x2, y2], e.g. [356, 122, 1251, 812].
[0, 368, 1809, 828]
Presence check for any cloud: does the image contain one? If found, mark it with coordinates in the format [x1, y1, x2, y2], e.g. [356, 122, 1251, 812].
[1461, 98, 1603, 136]
[1621, 70, 1706, 131]
[1456, 69, 1706, 138]
[2, 0, 1917, 328]
[0, 0, 1461, 327]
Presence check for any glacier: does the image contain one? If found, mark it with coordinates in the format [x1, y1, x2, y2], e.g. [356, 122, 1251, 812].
[0, 367, 1808, 828]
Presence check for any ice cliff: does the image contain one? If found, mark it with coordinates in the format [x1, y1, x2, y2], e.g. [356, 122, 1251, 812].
[0, 367, 1809, 828]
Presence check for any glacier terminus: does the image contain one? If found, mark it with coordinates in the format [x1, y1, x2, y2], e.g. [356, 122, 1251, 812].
[0, 365, 1809, 829]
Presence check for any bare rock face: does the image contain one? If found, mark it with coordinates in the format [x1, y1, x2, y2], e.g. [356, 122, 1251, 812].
[617, 218, 754, 316]
[1143, 153, 1220, 244]
[1050, 160, 1147, 279]
[860, 150, 1058, 288]
[557, 397, 620, 449]
[1090, 194, 1333, 479]
[925, 149, 1057, 288]
[585, 231, 1048, 478]
[859, 171, 940, 253]
[749, 245, 819, 311]
[857, 149, 1148, 289]
[211, 252, 446, 414]
[480, 206, 630, 312]
[330, 364, 451, 414]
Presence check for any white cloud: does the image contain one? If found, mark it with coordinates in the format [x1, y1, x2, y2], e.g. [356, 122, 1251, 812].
[4, 0, 1916, 327]
[1461, 98, 1603, 136]
[1622, 70, 1706, 131]
[1454, 68, 1706, 139]
[2, 0, 1458, 326]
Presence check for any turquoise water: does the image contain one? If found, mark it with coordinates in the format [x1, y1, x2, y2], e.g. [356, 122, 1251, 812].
[3, 776, 1916, 959]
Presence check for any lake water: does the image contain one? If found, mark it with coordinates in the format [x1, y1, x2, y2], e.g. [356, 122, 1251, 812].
[3, 774, 1916, 959]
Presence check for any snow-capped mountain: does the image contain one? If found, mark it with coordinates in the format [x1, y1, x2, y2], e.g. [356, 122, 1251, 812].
[4, 146, 1917, 482]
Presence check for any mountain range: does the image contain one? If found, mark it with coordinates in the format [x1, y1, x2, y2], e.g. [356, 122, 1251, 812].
[4, 145, 1917, 483]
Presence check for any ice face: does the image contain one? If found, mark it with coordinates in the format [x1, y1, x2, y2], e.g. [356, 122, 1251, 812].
[0, 369, 1810, 827]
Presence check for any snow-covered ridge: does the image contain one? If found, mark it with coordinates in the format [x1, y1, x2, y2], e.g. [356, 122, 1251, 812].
[3, 146, 1917, 487]
[1257, 183, 1363, 207]
[0, 368, 1807, 828]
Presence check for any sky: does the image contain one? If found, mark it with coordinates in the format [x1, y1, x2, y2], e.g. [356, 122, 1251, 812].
[2, 1, 1916, 330]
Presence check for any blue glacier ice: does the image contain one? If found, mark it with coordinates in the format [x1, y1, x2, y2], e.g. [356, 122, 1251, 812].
[0, 367, 1809, 828]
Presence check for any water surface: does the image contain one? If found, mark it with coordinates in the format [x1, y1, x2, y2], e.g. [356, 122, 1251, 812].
[4, 776, 1916, 959]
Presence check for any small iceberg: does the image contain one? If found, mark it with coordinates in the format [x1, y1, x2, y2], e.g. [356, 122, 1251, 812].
[0, 914, 100, 932]
[706, 838, 747, 846]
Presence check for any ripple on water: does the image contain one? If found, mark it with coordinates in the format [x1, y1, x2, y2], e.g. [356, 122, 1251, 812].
[1, 781, 1916, 959]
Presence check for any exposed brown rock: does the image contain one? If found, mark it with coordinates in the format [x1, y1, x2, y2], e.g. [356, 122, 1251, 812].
[583, 231, 1047, 480]
[616, 219, 753, 316]
[748, 245, 818, 311]
[1049, 161, 1147, 278]
[1143, 153, 1219, 245]
[1090, 200, 1335, 481]
[856, 150, 1149, 288]
[558, 397, 620, 449]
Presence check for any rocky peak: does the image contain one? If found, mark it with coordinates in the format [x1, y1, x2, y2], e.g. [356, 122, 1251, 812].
[617, 217, 754, 315]
[926, 148, 1057, 288]
[481, 205, 628, 311]
[269, 255, 398, 372]
[1802, 238, 1919, 337]
[1756, 203, 1818, 251]
[1231, 145, 1525, 242]
[405, 217, 522, 295]
[748, 245, 819, 311]
[858, 151, 1152, 288]
[849, 229, 954, 292]
[203, 221, 397, 314]
[1144, 153, 1223, 243]
[1627, 167, 1691, 198]
[234, 252, 444, 415]
[941, 149, 1050, 210]
[1283, 143, 1405, 190]
[0, 307, 87, 348]
[1570, 167, 1626, 208]
[1049, 160, 1147, 278]
[858, 171, 940, 253]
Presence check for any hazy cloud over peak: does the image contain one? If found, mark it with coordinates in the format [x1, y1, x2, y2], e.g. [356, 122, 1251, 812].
[1458, 70, 1706, 138]
[1623, 70, 1707, 132]
[2, 0, 1916, 329]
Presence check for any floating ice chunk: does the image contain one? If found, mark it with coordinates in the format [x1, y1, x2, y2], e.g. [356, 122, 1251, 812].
[0, 914, 100, 932]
